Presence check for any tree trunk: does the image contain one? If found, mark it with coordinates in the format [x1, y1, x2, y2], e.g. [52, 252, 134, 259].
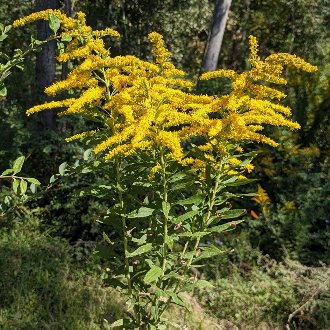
[35, 0, 59, 129]
[61, 0, 75, 81]
[200, 0, 232, 73]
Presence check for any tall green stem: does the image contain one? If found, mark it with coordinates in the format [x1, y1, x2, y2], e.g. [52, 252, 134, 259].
[159, 162, 223, 317]
[185, 162, 223, 270]
[102, 70, 132, 296]
[115, 159, 132, 296]
[160, 148, 168, 272]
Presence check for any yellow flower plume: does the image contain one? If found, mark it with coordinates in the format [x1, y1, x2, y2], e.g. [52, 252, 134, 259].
[16, 10, 317, 168]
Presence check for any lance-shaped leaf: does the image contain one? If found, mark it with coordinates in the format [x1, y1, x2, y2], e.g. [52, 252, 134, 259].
[172, 209, 199, 224]
[193, 244, 227, 262]
[217, 209, 246, 220]
[127, 243, 153, 258]
[143, 265, 163, 284]
[176, 193, 205, 206]
[165, 290, 189, 310]
[162, 201, 170, 218]
[208, 219, 245, 233]
[127, 207, 155, 218]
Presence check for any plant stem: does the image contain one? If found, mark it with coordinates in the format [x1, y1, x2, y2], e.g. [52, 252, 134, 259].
[159, 162, 223, 317]
[184, 162, 223, 270]
[160, 148, 168, 272]
[0, 175, 29, 180]
[115, 158, 132, 296]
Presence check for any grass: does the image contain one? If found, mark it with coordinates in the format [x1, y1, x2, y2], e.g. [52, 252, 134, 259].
[0, 218, 329, 330]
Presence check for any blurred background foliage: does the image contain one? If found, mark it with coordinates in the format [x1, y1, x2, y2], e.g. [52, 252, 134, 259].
[0, 0, 329, 329]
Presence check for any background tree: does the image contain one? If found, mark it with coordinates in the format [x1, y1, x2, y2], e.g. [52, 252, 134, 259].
[200, 0, 232, 73]
[35, 0, 59, 129]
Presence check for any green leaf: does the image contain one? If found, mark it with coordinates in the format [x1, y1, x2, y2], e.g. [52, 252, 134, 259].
[181, 279, 214, 291]
[166, 235, 174, 250]
[2, 168, 13, 175]
[168, 172, 186, 183]
[165, 291, 189, 309]
[222, 176, 239, 185]
[194, 279, 214, 289]
[4, 25, 12, 34]
[83, 148, 92, 160]
[162, 201, 170, 218]
[49, 175, 56, 183]
[209, 219, 245, 233]
[131, 234, 147, 245]
[61, 34, 72, 42]
[143, 265, 163, 284]
[12, 179, 19, 194]
[20, 180, 27, 195]
[59, 162, 67, 176]
[13, 156, 25, 174]
[127, 243, 153, 258]
[102, 232, 113, 245]
[218, 209, 246, 220]
[193, 245, 226, 262]
[109, 319, 123, 328]
[0, 34, 8, 42]
[30, 183, 36, 193]
[226, 178, 256, 187]
[26, 178, 41, 185]
[173, 210, 199, 224]
[176, 193, 204, 206]
[177, 231, 209, 238]
[127, 207, 154, 218]
[0, 84, 7, 96]
[48, 13, 61, 34]
[4, 195, 12, 206]
[171, 180, 194, 191]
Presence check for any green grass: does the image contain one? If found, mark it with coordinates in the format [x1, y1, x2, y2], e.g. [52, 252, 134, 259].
[0, 218, 329, 329]
[0, 219, 121, 330]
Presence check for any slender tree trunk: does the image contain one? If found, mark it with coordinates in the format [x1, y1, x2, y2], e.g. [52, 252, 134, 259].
[35, 0, 59, 129]
[61, 0, 75, 81]
[200, 0, 232, 73]
[58, 0, 76, 136]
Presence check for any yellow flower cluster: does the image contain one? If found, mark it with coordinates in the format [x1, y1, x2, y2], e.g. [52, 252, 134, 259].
[26, 99, 75, 116]
[252, 185, 271, 207]
[199, 35, 317, 151]
[16, 9, 317, 168]
[13, 9, 78, 31]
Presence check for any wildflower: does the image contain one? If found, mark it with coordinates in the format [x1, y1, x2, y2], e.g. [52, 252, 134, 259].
[65, 130, 97, 142]
[252, 185, 271, 206]
[26, 99, 75, 116]
[17, 9, 317, 170]
[244, 164, 255, 173]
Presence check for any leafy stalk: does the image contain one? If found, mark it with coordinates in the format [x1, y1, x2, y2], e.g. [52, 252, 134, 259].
[160, 147, 168, 272]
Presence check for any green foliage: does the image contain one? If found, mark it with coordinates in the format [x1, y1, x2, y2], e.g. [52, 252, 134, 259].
[0, 219, 122, 330]
[0, 155, 41, 215]
[77, 0, 213, 75]
[197, 239, 330, 330]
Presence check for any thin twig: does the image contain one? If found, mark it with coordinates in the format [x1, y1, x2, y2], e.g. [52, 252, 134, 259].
[286, 271, 330, 330]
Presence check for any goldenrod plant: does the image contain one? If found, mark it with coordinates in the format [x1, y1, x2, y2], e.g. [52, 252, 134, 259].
[14, 9, 317, 329]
